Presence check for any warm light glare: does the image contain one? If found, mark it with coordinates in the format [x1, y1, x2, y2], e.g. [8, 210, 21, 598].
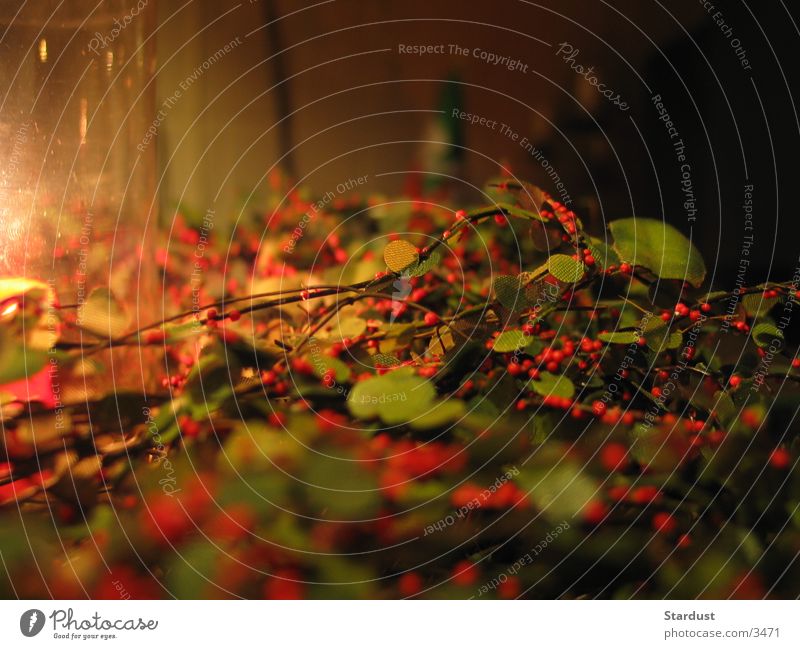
[38, 38, 47, 62]
[0, 301, 19, 318]
[79, 97, 88, 144]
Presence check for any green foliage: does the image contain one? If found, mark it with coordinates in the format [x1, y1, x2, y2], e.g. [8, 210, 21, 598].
[610, 218, 707, 286]
[530, 371, 575, 399]
[1, 177, 798, 601]
[492, 330, 529, 352]
[348, 367, 436, 423]
[548, 254, 585, 283]
[751, 321, 783, 347]
[598, 331, 640, 344]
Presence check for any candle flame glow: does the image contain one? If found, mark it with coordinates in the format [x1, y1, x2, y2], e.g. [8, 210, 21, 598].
[0, 301, 19, 318]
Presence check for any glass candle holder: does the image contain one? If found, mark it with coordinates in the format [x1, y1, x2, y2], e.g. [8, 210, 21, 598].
[0, 1, 158, 401]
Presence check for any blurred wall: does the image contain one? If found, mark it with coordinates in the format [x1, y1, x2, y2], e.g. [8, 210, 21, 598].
[155, 0, 704, 217]
[154, 1, 800, 285]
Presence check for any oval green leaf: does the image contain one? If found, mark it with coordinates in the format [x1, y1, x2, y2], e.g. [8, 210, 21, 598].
[609, 218, 706, 287]
[492, 330, 529, 352]
[548, 254, 585, 283]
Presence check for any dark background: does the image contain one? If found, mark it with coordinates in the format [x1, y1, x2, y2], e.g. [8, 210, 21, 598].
[155, 1, 800, 287]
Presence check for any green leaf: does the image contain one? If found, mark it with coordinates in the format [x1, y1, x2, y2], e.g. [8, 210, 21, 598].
[492, 330, 529, 352]
[598, 331, 640, 344]
[548, 254, 585, 283]
[704, 290, 728, 302]
[370, 353, 401, 367]
[712, 390, 737, 428]
[586, 237, 621, 271]
[742, 293, 779, 317]
[330, 317, 367, 341]
[518, 455, 598, 522]
[184, 348, 238, 417]
[159, 321, 203, 344]
[644, 324, 683, 352]
[609, 218, 706, 287]
[347, 376, 384, 419]
[407, 251, 440, 277]
[378, 323, 416, 353]
[303, 454, 380, 519]
[166, 541, 219, 599]
[310, 355, 352, 383]
[0, 330, 48, 383]
[493, 275, 525, 312]
[408, 398, 466, 430]
[383, 240, 418, 272]
[347, 367, 436, 423]
[530, 371, 575, 399]
[751, 322, 783, 348]
[76, 288, 130, 338]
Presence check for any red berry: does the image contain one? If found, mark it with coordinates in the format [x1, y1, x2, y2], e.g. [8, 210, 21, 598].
[600, 407, 620, 425]
[741, 408, 762, 428]
[631, 485, 661, 505]
[206, 308, 218, 321]
[652, 512, 677, 535]
[705, 429, 724, 446]
[423, 312, 439, 326]
[769, 448, 791, 470]
[619, 263, 632, 274]
[600, 443, 629, 472]
[268, 412, 287, 427]
[144, 330, 165, 344]
[452, 561, 478, 586]
[592, 400, 607, 417]
[228, 309, 241, 322]
[141, 494, 191, 544]
[398, 572, 423, 597]
[210, 504, 255, 542]
[729, 375, 741, 388]
[179, 416, 201, 439]
[263, 569, 304, 599]
[582, 500, 608, 525]
[498, 575, 521, 599]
